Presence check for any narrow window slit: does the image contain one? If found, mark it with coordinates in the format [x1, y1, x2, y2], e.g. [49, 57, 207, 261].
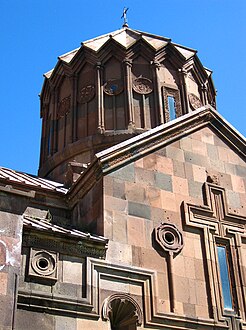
[167, 95, 176, 120]
[217, 245, 234, 311]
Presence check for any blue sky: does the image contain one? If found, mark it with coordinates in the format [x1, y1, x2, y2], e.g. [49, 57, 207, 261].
[0, 0, 245, 175]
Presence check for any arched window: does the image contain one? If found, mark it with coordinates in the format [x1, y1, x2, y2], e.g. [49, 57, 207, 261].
[102, 293, 143, 330]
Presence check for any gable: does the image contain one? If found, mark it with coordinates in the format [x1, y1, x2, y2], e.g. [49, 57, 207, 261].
[104, 125, 246, 224]
[102, 120, 246, 321]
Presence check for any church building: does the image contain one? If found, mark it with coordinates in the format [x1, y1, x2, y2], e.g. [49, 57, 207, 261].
[0, 25, 246, 330]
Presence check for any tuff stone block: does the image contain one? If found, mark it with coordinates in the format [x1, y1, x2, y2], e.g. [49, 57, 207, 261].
[231, 174, 245, 193]
[113, 212, 127, 243]
[128, 201, 151, 220]
[173, 160, 186, 178]
[165, 146, 185, 162]
[110, 163, 135, 182]
[184, 151, 209, 167]
[0, 272, 8, 295]
[146, 187, 162, 208]
[127, 216, 146, 247]
[156, 155, 173, 175]
[125, 182, 145, 203]
[15, 310, 55, 330]
[135, 167, 155, 186]
[172, 176, 189, 196]
[155, 172, 173, 191]
[55, 315, 77, 330]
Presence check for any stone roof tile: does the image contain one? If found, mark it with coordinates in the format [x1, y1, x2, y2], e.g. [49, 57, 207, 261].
[0, 167, 67, 194]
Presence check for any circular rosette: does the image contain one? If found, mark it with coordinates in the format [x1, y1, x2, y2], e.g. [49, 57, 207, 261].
[188, 93, 202, 110]
[78, 84, 95, 103]
[104, 79, 123, 96]
[31, 250, 57, 276]
[132, 77, 153, 94]
[155, 223, 183, 254]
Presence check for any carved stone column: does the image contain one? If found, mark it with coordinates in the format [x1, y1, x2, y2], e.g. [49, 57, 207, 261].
[96, 62, 104, 133]
[40, 103, 48, 164]
[201, 82, 208, 105]
[51, 87, 59, 155]
[123, 58, 134, 130]
[152, 60, 164, 125]
[178, 68, 189, 114]
[69, 74, 78, 143]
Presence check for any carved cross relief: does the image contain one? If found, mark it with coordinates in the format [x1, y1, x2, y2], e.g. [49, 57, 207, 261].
[184, 182, 246, 329]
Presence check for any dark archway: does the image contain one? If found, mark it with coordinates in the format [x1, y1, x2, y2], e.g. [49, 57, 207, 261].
[102, 293, 143, 330]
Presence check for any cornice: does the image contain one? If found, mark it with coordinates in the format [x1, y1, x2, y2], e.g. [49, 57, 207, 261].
[96, 106, 245, 174]
[67, 106, 245, 207]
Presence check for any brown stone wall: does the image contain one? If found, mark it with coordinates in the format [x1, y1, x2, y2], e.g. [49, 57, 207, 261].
[103, 126, 246, 320]
[0, 207, 23, 329]
[72, 178, 103, 235]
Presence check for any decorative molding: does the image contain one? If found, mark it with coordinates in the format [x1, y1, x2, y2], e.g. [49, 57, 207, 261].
[188, 93, 203, 110]
[154, 222, 183, 254]
[23, 233, 107, 259]
[103, 79, 123, 96]
[162, 86, 182, 120]
[102, 293, 143, 327]
[18, 257, 232, 329]
[132, 77, 153, 94]
[184, 183, 246, 324]
[78, 84, 95, 103]
[57, 95, 71, 118]
[28, 248, 58, 280]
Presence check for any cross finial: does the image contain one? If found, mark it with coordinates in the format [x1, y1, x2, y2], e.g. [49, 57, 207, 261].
[121, 7, 129, 27]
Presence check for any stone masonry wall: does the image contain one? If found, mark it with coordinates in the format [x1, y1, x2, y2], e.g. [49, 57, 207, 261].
[103, 126, 246, 321]
[0, 192, 23, 330]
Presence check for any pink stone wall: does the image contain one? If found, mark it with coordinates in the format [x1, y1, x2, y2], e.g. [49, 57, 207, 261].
[103, 126, 246, 319]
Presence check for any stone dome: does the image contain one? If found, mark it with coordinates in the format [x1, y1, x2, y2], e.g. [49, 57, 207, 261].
[39, 27, 216, 184]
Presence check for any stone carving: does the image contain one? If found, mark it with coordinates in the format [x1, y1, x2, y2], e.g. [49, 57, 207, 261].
[104, 79, 123, 96]
[78, 84, 95, 103]
[57, 95, 71, 118]
[132, 77, 153, 94]
[28, 248, 58, 280]
[207, 173, 220, 185]
[188, 93, 203, 110]
[155, 222, 183, 254]
[23, 234, 107, 259]
[102, 293, 143, 327]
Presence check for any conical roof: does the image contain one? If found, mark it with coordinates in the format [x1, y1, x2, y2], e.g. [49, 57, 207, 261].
[44, 27, 198, 78]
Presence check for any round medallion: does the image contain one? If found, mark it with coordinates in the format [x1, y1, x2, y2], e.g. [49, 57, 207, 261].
[155, 223, 183, 254]
[31, 251, 57, 276]
[188, 93, 202, 110]
[132, 77, 153, 95]
[78, 84, 95, 103]
[104, 79, 123, 96]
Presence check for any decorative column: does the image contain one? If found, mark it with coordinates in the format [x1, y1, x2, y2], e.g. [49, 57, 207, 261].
[96, 62, 104, 133]
[69, 74, 78, 143]
[52, 88, 58, 154]
[152, 60, 164, 125]
[40, 103, 48, 164]
[123, 58, 134, 130]
[178, 68, 190, 114]
[201, 82, 208, 106]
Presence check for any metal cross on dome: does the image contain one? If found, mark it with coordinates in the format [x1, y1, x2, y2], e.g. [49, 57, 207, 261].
[121, 7, 129, 27]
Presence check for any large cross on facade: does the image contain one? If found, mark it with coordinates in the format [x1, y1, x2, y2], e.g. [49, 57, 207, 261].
[184, 182, 246, 330]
